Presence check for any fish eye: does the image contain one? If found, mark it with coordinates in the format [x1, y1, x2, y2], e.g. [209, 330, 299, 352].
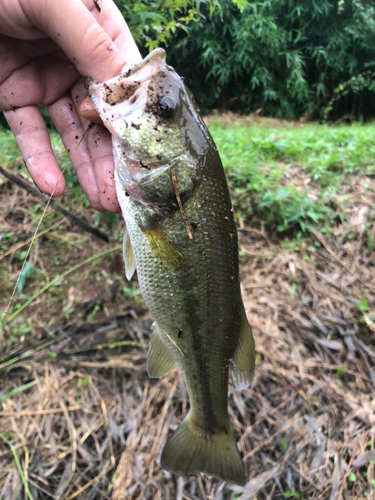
[158, 96, 177, 119]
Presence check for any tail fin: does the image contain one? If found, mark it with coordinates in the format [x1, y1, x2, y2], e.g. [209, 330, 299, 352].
[161, 414, 246, 485]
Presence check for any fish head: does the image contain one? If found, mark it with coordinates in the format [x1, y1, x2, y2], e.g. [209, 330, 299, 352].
[88, 49, 210, 209]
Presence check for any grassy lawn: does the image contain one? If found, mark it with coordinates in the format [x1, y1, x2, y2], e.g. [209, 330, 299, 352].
[209, 116, 375, 234]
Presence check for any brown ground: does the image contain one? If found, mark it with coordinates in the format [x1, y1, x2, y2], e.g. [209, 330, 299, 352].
[0, 151, 375, 499]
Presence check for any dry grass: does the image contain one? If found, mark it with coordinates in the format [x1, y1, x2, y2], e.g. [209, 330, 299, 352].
[1, 216, 374, 499]
[1, 127, 375, 499]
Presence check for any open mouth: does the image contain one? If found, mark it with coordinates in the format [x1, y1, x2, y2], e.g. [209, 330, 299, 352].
[88, 49, 167, 109]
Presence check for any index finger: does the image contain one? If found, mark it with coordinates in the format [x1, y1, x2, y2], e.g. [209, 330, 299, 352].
[20, 0, 142, 82]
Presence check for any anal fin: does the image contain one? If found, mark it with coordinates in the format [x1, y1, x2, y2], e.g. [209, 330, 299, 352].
[231, 308, 255, 392]
[147, 322, 177, 378]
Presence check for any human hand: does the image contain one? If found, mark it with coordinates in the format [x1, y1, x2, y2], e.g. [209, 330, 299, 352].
[0, 0, 141, 212]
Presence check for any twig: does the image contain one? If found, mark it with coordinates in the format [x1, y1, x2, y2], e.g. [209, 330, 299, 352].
[332, 112, 355, 126]
[313, 231, 375, 294]
[176, 476, 184, 500]
[0, 403, 100, 417]
[238, 227, 271, 246]
[0, 164, 110, 243]
[285, 458, 323, 494]
[171, 170, 193, 240]
[197, 476, 207, 500]
[60, 401, 77, 472]
[65, 461, 115, 500]
[338, 454, 355, 499]
[0, 218, 64, 261]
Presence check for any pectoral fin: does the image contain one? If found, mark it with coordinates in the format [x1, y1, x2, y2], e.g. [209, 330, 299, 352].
[231, 309, 255, 392]
[123, 227, 136, 281]
[141, 221, 189, 270]
[147, 322, 177, 378]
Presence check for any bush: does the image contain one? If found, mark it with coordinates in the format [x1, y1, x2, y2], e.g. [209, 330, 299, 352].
[164, 0, 375, 119]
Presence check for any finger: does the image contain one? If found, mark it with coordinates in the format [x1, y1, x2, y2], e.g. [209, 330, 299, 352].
[88, 123, 121, 213]
[4, 106, 65, 198]
[71, 79, 120, 213]
[21, 0, 142, 82]
[84, 0, 141, 64]
[79, 96, 102, 123]
[48, 93, 104, 211]
[0, 51, 79, 111]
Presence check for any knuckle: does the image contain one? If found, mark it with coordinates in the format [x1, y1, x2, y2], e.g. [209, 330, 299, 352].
[83, 24, 113, 64]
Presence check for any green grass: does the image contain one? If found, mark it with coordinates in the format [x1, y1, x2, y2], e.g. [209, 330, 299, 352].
[209, 119, 375, 234]
[2, 120, 375, 236]
[0, 129, 20, 167]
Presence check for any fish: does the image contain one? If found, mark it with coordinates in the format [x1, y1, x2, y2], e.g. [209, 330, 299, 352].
[87, 48, 255, 486]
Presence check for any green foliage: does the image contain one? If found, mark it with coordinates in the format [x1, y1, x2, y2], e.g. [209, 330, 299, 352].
[285, 492, 303, 499]
[114, 0, 216, 51]
[324, 70, 375, 120]
[336, 366, 346, 378]
[164, 0, 375, 118]
[357, 295, 370, 312]
[348, 471, 357, 483]
[113, 0, 375, 120]
[113, 0, 375, 118]
[279, 437, 287, 453]
[2, 0, 375, 129]
[0, 129, 20, 165]
[260, 189, 329, 233]
[2, 119, 375, 237]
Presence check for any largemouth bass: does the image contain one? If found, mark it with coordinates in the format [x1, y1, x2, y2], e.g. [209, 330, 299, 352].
[88, 49, 255, 485]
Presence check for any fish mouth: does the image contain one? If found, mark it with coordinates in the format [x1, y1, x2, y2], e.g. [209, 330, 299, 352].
[96, 50, 166, 106]
[87, 49, 167, 127]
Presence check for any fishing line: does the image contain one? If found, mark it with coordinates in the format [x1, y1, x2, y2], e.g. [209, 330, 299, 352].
[5, 124, 93, 319]
[5, 169, 66, 315]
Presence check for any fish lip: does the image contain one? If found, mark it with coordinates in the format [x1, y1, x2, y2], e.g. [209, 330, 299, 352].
[125, 48, 166, 76]
[86, 52, 169, 138]
[87, 48, 167, 109]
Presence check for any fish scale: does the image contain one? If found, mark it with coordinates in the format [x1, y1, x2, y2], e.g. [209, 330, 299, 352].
[88, 48, 255, 486]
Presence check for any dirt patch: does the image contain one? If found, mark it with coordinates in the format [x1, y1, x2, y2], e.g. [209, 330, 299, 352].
[203, 112, 303, 129]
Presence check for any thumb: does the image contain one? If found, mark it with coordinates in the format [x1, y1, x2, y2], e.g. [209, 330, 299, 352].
[20, 0, 141, 82]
